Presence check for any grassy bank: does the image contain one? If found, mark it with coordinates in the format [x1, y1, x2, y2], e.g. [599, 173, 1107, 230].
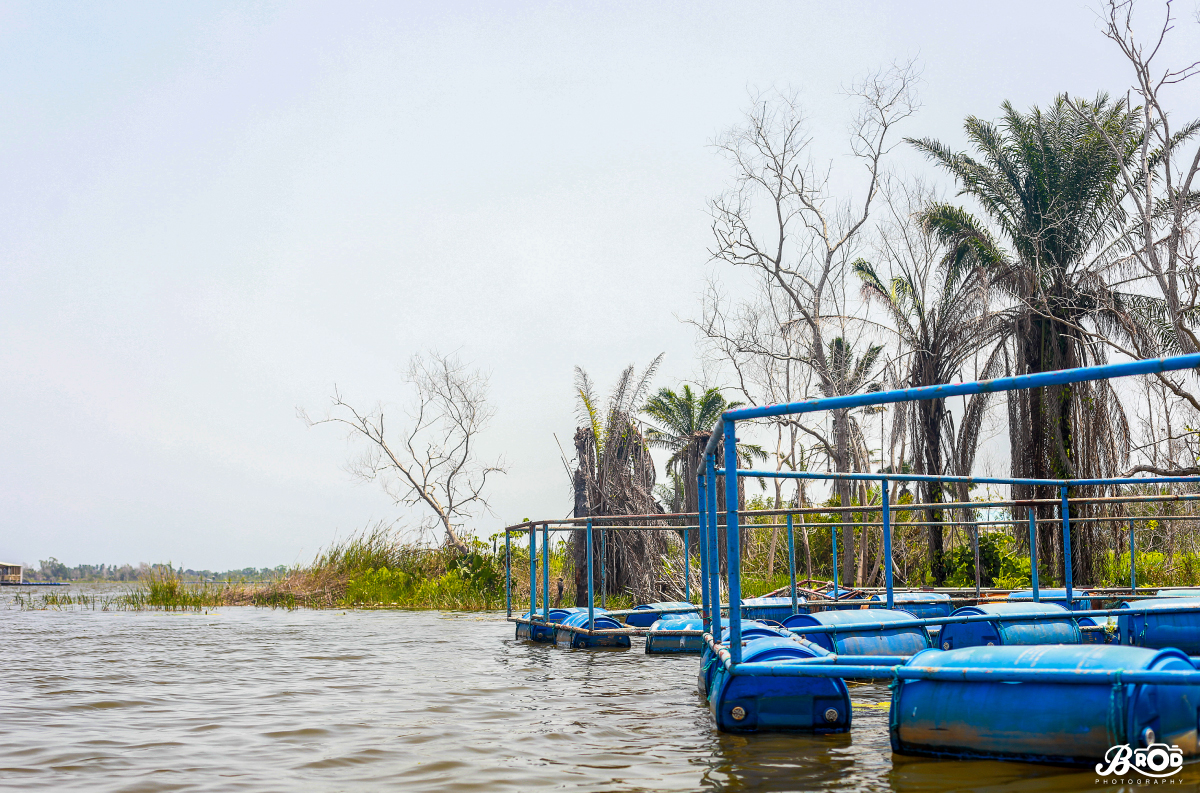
[15, 508, 1200, 613]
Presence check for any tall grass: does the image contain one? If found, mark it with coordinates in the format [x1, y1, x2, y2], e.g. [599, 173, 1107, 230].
[248, 524, 507, 610]
[12, 566, 238, 612]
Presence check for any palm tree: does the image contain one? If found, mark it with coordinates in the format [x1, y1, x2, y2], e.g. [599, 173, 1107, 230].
[641, 385, 766, 512]
[571, 355, 675, 603]
[909, 96, 1149, 584]
[640, 384, 767, 582]
[823, 336, 884, 586]
[855, 259, 1005, 582]
[854, 203, 1006, 583]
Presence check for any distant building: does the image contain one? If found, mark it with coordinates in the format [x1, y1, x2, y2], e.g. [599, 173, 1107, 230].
[0, 563, 22, 584]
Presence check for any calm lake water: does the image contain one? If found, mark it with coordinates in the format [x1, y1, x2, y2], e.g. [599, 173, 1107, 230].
[2, 590, 1195, 792]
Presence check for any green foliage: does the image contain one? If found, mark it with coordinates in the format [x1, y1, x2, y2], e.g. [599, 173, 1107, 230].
[1096, 549, 1200, 589]
[343, 565, 500, 609]
[331, 530, 506, 609]
[944, 533, 1031, 589]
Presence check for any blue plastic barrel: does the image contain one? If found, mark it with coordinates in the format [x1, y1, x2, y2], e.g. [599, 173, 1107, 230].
[938, 603, 1078, 650]
[708, 636, 851, 733]
[1118, 598, 1200, 654]
[515, 608, 582, 642]
[1154, 588, 1200, 597]
[869, 592, 952, 619]
[698, 621, 792, 699]
[645, 616, 704, 654]
[784, 609, 931, 656]
[1006, 588, 1096, 611]
[625, 601, 699, 628]
[554, 610, 631, 649]
[891, 645, 1200, 764]
[741, 596, 807, 622]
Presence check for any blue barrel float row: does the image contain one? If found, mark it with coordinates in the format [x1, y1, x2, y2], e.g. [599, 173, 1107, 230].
[698, 609, 1200, 764]
[891, 644, 1200, 764]
[514, 607, 628, 647]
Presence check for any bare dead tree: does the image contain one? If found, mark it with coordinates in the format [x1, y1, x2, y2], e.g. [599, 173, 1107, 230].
[1064, 1, 1200, 475]
[301, 351, 506, 555]
[702, 65, 920, 585]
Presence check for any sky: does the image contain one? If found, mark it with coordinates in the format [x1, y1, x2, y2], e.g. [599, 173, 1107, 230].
[2, 1, 1197, 570]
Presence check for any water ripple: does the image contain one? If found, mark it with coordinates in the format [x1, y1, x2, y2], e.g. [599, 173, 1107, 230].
[3, 597, 1196, 791]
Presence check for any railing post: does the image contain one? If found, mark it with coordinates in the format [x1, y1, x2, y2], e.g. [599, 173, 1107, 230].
[542, 523, 551, 622]
[1129, 517, 1137, 594]
[972, 520, 981, 602]
[1029, 509, 1039, 603]
[529, 525, 537, 614]
[724, 419, 742, 666]
[684, 521, 691, 603]
[698, 473, 709, 631]
[706, 452, 721, 641]
[787, 513, 798, 616]
[831, 518, 839, 600]
[586, 518, 595, 630]
[600, 528, 606, 609]
[505, 530, 512, 618]
[1061, 486, 1073, 606]
[883, 478, 893, 609]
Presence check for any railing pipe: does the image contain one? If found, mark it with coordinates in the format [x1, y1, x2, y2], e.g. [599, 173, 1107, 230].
[882, 479, 893, 609]
[1061, 486, 1073, 605]
[1029, 508, 1039, 603]
[831, 520, 839, 599]
[529, 524, 537, 614]
[716, 467, 1200, 490]
[706, 452, 721, 641]
[600, 528, 606, 609]
[542, 522, 550, 623]
[716, 353, 1200, 425]
[586, 518, 594, 631]
[684, 520, 690, 603]
[787, 513, 799, 616]
[698, 472, 710, 631]
[1130, 517, 1137, 594]
[972, 520, 981, 601]
[724, 420, 743, 665]
[503, 491, 1200, 532]
[730, 661, 1200, 686]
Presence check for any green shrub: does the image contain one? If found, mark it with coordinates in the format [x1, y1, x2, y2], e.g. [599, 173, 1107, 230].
[944, 533, 1031, 589]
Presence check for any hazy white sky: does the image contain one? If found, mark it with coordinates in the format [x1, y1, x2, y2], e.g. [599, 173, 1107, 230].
[2, 1, 1196, 569]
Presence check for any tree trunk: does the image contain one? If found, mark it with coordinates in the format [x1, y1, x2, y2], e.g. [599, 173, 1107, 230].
[835, 407, 856, 587]
[572, 439, 591, 606]
[920, 396, 947, 585]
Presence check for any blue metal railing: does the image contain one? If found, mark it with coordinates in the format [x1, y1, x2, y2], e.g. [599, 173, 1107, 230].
[698, 352, 1200, 677]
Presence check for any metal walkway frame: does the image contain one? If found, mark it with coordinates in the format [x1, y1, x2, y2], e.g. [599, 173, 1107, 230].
[698, 353, 1200, 669]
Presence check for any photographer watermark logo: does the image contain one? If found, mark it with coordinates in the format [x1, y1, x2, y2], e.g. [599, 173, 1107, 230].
[1096, 742, 1184, 779]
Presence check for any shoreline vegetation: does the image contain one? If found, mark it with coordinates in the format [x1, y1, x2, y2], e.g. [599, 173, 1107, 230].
[15, 499, 1200, 613]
